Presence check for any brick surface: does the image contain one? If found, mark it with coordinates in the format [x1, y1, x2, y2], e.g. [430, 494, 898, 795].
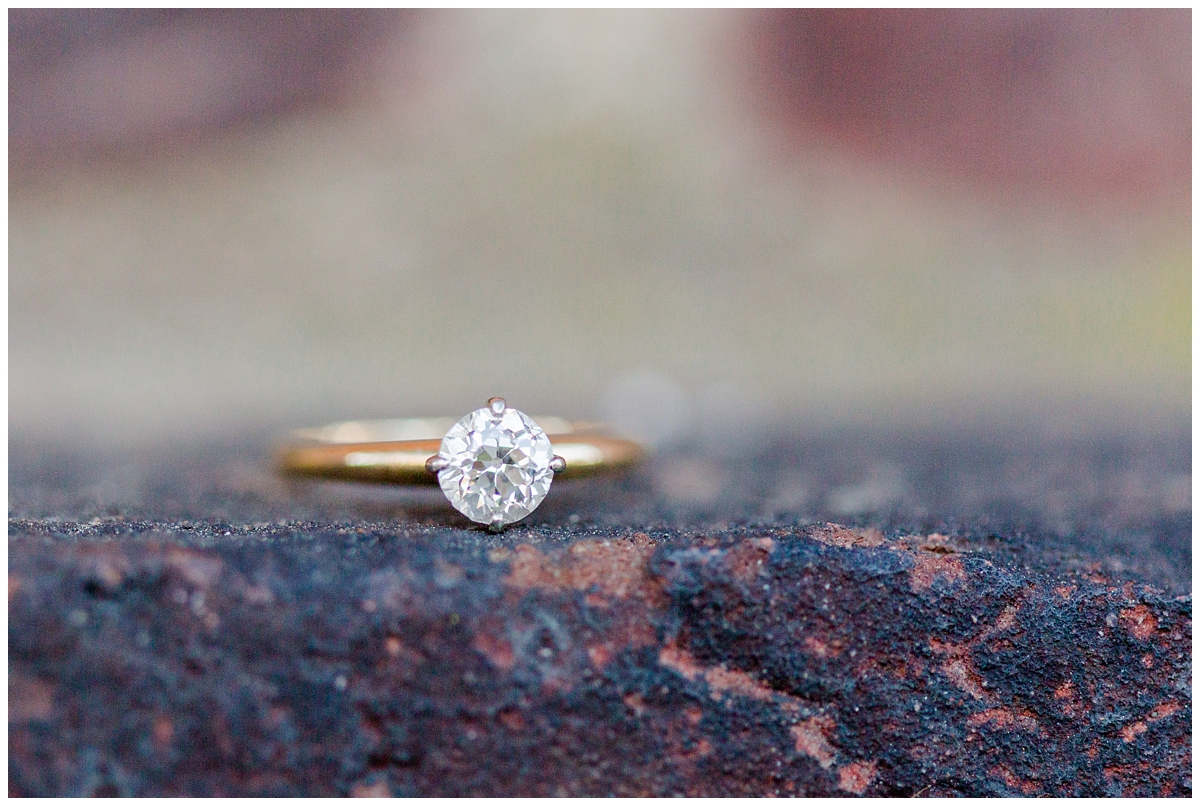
[8, 430, 1191, 796]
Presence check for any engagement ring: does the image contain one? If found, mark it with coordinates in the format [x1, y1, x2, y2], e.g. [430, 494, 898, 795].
[278, 398, 643, 529]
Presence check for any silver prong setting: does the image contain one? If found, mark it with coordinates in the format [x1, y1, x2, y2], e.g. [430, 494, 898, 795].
[549, 455, 567, 473]
[425, 455, 449, 474]
[487, 397, 507, 415]
[489, 514, 506, 533]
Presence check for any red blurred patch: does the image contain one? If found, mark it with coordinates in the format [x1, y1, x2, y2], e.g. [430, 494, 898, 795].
[9, 9, 409, 172]
[752, 9, 1189, 207]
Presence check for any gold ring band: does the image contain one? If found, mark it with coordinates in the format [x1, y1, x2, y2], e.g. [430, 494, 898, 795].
[277, 416, 644, 485]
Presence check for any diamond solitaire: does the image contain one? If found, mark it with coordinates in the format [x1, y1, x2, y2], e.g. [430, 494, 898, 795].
[277, 401, 643, 527]
[426, 398, 566, 529]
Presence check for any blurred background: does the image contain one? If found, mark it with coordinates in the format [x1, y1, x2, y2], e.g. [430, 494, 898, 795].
[9, 9, 1190, 455]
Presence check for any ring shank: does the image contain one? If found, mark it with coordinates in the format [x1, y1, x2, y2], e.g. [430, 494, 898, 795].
[277, 418, 643, 485]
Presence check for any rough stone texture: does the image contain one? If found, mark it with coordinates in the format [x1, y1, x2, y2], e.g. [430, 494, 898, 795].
[9, 429, 1191, 796]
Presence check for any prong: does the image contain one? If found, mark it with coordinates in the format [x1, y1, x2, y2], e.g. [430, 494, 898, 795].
[425, 455, 448, 474]
[549, 455, 567, 473]
[487, 397, 506, 415]
[489, 514, 506, 533]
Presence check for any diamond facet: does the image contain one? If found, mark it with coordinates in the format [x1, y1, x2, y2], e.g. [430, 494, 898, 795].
[436, 403, 556, 526]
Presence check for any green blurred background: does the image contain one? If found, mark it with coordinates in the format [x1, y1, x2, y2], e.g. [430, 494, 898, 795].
[9, 10, 1190, 451]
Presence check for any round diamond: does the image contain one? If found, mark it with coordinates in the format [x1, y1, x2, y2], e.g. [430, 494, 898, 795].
[436, 403, 555, 526]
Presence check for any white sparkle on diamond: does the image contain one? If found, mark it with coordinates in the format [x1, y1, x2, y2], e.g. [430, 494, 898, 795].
[437, 404, 555, 526]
